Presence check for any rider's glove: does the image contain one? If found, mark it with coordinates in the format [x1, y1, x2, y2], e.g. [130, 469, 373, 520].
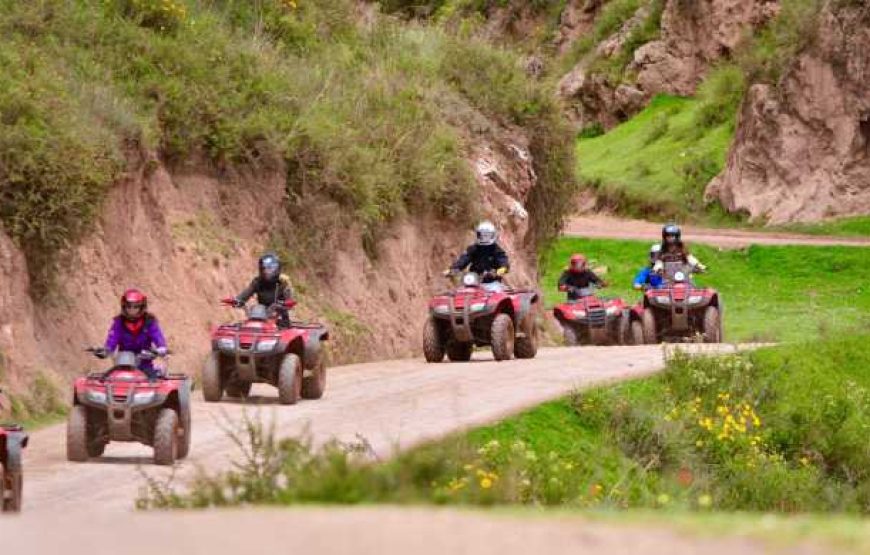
[232, 298, 244, 308]
[442, 269, 453, 277]
[155, 346, 168, 357]
[94, 347, 109, 359]
[496, 267, 508, 277]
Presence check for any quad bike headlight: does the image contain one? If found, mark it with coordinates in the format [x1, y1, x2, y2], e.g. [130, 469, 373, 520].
[256, 339, 278, 353]
[433, 305, 450, 315]
[470, 302, 488, 312]
[572, 309, 587, 318]
[218, 337, 236, 350]
[86, 390, 107, 404]
[132, 391, 156, 405]
[605, 306, 621, 316]
[687, 295, 704, 305]
[654, 296, 671, 305]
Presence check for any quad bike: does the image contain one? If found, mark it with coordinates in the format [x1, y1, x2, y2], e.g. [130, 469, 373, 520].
[424, 271, 540, 362]
[0, 417, 28, 512]
[552, 285, 631, 346]
[204, 299, 329, 405]
[629, 261, 723, 344]
[68, 349, 192, 465]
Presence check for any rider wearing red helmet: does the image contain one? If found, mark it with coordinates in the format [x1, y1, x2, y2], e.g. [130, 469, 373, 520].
[96, 289, 168, 379]
[558, 254, 608, 300]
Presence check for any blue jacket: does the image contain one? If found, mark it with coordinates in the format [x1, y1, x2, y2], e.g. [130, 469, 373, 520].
[633, 267, 663, 289]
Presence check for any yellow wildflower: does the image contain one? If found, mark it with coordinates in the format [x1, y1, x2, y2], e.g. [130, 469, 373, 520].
[480, 477, 493, 489]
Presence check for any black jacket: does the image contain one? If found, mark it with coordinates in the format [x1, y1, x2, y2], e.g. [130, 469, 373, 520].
[236, 274, 294, 307]
[451, 243, 509, 280]
[558, 270, 603, 299]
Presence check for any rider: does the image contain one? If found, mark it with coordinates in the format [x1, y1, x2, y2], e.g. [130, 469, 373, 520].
[558, 254, 608, 300]
[97, 289, 168, 379]
[234, 252, 295, 327]
[446, 221, 509, 283]
[654, 223, 706, 274]
[633, 244, 664, 290]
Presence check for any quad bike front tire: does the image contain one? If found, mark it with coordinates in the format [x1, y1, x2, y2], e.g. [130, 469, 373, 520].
[703, 306, 722, 343]
[153, 408, 179, 466]
[66, 405, 90, 462]
[177, 386, 192, 460]
[562, 325, 579, 346]
[1, 466, 22, 513]
[641, 310, 658, 344]
[616, 315, 630, 345]
[277, 353, 302, 405]
[490, 313, 515, 362]
[302, 360, 327, 400]
[202, 352, 223, 403]
[631, 320, 645, 345]
[423, 317, 446, 363]
[446, 341, 473, 362]
[514, 317, 538, 359]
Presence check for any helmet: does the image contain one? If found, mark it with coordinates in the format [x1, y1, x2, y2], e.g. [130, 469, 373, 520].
[662, 223, 681, 245]
[121, 288, 147, 321]
[475, 221, 497, 246]
[649, 243, 662, 262]
[258, 253, 281, 283]
[569, 253, 587, 272]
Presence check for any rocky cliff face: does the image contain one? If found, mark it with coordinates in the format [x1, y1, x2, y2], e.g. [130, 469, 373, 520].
[707, 4, 870, 223]
[559, 0, 777, 129]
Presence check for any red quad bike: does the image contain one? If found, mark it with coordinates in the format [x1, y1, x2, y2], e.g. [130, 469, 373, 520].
[67, 349, 193, 465]
[552, 285, 631, 346]
[204, 299, 329, 405]
[630, 261, 723, 344]
[0, 416, 28, 512]
[423, 271, 540, 362]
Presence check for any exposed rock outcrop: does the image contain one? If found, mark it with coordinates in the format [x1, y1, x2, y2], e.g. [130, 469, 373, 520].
[707, 5, 870, 223]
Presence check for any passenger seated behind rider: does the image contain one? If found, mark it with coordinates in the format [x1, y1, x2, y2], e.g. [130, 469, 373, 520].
[96, 289, 168, 380]
[653, 223, 707, 275]
[445, 220, 509, 283]
[633, 244, 664, 290]
[559, 254, 608, 300]
[234, 252, 295, 327]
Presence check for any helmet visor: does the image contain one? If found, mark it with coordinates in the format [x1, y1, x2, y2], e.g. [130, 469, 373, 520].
[123, 302, 144, 318]
[476, 229, 496, 245]
[261, 259, 279, 280]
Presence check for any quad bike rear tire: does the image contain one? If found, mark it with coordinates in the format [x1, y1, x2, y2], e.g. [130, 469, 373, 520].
[153, 408, 179, 466]
[66, 405, 90, 462]
[562, 325, 579, 346]
[225, 381, 252, 399]
[202, 352, 223, 403]
[641, 310, 657, 344]
[616, 315, 630, 345]
[277, 353, 302, 405]
[302, 360, 327, 399]
[703, 306, 721, 343]
[423, 317, 446, 363]
[514, 317, 538, 359]
[446, 341, 473, 362]
[631, 320, 645, 345]
[177, 389, 192, 460]
[1, 467, 22, 512]
[490, 313, 515, 362]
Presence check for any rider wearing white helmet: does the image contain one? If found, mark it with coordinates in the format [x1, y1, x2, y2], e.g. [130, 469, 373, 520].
[633, 244, 664, 290]
[446, 220, 509, 283]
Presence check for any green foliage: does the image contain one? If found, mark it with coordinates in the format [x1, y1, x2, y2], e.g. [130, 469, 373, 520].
[577, 95, 732, 219]
[560, 0, 642, 72]
[116, 0, 188, 32]
[778, 216, 870, 238]
[692, 65, 746, 131]
[542, 237, 870, 343]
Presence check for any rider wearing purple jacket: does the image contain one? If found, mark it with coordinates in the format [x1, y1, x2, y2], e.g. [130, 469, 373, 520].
[101, 289, 168, 379]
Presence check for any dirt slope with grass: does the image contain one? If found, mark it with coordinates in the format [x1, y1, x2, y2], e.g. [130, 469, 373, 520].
[20, 344, 748, 514]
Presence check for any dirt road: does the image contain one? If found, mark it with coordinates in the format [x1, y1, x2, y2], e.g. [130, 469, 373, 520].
[21, 344, 746, 515]
[566, 215, 870, 248]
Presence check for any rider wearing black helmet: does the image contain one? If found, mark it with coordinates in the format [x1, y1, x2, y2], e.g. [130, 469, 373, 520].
[656, 223, 706, 272]
[234, 253, 295, 326]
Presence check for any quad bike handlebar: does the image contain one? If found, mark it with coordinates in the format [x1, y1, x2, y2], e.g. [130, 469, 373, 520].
[222, 297, 297, 310]
[85, 346, 171, 360]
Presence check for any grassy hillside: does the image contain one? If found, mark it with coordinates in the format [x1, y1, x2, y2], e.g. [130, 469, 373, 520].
[140, 335, 870, 518]
[541, 237, 870, 342]
[0, 0, 576, 292]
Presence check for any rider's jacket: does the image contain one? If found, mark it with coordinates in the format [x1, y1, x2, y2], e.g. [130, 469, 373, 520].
[450, 243, 509, 282]
[633, 267, 664, 289]
[558, 270, 604, 300]
[104, 314, 167, 376]
[235, 274, 294, 307]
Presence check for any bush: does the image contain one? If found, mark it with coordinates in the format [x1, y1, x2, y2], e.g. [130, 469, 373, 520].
[693, 65, 746, 131]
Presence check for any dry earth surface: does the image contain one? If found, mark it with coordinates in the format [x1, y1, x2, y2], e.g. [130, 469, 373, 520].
[565, 215, 870, 248]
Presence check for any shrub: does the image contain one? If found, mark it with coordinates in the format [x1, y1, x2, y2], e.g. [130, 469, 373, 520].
[693, 65, 746, 131]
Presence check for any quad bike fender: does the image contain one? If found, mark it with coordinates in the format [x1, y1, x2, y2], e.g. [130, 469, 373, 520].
[175, 379, 192, 430]
[514, 292, 539, 327]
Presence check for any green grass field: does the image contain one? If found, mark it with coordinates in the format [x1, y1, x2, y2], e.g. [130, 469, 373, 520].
[780, 216, 870, 237]
[541, 237, 870, 342]
[577, 95, 734, 219]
